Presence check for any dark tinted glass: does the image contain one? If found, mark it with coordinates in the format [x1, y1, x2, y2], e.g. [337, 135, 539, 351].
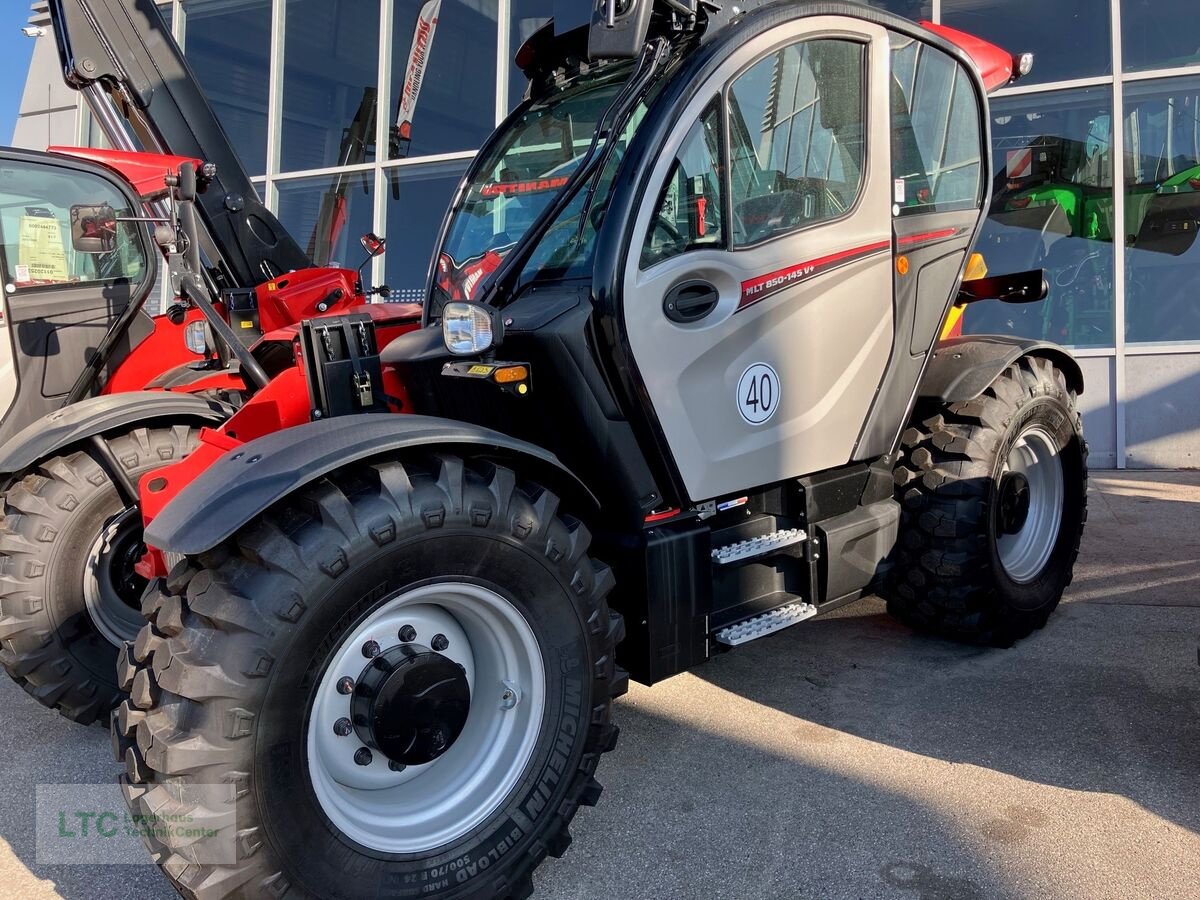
[942, 0, 1112, 85]
[184, 0, 272, 176]
[275, 172, 376, 269]
[390, 0, 497, 160]
[385, 161, 467, 303]
[964, 88, 1115, 348]
[280, 0, 381, 173]
[1122, 0, 1200, 72]
[1124, 76, 1200, 343]
[890, 35, 982, 214]
[728, 40, 867, 246]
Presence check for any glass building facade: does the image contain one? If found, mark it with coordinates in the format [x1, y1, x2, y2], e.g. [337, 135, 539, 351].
[14, 0, 1200, 467]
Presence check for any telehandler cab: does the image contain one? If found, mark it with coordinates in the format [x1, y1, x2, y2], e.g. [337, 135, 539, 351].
[89, 1, 1092, 897]
[0, 0, 423, 725]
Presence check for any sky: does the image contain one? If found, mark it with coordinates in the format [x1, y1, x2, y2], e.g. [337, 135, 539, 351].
[1, 8, 36, 144]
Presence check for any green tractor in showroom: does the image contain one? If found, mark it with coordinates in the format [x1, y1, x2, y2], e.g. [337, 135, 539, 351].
[106, 1, 1085, 897]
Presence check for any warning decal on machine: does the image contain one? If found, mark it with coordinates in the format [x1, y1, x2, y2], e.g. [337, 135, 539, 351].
[17, 213, 68, 284]
[737, 363, 780, 426]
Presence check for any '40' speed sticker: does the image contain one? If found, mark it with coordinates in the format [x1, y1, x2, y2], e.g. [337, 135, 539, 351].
[737, 363, 779, 425]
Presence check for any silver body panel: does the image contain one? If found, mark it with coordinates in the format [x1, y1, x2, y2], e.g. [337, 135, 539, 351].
[622, 18, 895, 501]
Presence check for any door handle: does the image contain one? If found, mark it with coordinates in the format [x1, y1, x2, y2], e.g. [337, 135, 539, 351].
[663, 280, 720, 323]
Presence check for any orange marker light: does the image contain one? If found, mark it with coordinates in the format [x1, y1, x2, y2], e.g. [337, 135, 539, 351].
[494, 365, 529, 384]
[896, 255, 910, 276]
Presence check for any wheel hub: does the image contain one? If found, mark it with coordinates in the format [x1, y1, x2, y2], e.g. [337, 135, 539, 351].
[997, 471, 1031, 535]
[351, 644, 471, 766]
[84, 507, 150, 646]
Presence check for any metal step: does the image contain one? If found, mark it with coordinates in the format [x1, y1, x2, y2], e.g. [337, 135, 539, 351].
[711, 528, 807, 566]
[713, 601, 819, 646]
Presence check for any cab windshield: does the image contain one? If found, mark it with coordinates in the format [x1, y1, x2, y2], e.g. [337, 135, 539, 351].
[434, 65, 633, 302]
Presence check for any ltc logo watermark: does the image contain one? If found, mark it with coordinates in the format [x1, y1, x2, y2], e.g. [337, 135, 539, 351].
[35, 784, 237, 865]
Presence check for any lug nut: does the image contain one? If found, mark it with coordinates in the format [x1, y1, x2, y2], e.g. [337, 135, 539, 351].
[333, 717, 352, 736]
[354, 747, 373, 766]
[398, 624, 417, 642]
[362, 640, 381, 659]
[336, 677, 354, 695]
[431, 633, 449, 651]
[388, 760, 406, 773]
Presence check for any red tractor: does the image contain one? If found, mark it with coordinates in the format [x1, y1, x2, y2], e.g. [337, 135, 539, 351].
[0, 2, 422, 725]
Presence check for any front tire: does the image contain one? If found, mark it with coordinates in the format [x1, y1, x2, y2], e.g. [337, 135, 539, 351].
[115, 454, 624, 899]
[0, 425, 199, 724]
[883, 356, 1087, 645]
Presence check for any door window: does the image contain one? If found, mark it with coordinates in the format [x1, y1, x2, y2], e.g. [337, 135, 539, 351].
[727, 39, 867, 247]
[0, 161, 147, 291]
[890, 35, 983, 215]
[641, 102, 725, 269]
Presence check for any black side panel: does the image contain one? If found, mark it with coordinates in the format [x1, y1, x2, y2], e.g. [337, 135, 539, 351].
[0, 391, 232, 475]
[855, 210, 978, 460]
[611, 518, 711, 686]
[47, 0, 310, 286]
[919, 335, 1084, 402]
[145, 414, 598, 555]
[815, 499, 900, 602]
[393, 286, 664, 529]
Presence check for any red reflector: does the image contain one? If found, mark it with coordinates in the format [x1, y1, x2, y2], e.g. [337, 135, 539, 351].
[644, 508, 681, 524]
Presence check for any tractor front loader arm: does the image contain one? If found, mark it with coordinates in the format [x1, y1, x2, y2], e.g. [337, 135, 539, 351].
[46, 0, 310, 288]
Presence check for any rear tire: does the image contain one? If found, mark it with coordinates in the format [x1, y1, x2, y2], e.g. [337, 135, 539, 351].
[0, 425, 199, 725]
[114, 454, 625, 899]
[883, 356, 1087, 646]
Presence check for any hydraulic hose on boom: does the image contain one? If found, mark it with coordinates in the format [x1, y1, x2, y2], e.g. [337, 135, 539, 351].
[46, 0, 311, 290]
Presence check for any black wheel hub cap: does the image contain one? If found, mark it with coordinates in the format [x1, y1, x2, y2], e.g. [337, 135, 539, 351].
[351, 644, 471, 766]
[997, 471, 1032, 536]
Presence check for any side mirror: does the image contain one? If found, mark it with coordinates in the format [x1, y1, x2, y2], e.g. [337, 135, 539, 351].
[69, 203, 118, 253]
[360, 232, 386, 257]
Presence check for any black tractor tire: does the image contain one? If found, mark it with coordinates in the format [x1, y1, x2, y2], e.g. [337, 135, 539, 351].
[0, 425, 200, 725]
[114, 453, 625, 900]
[883, 356, 1087, 646]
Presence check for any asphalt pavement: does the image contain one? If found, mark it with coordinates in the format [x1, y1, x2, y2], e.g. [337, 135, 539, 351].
[1, 471, 1197, 900]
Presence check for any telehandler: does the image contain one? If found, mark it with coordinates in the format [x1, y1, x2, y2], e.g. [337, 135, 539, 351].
[92, 1, 1086, 897]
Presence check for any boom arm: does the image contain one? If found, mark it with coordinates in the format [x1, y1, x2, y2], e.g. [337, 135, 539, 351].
[46, 0, 310, 289]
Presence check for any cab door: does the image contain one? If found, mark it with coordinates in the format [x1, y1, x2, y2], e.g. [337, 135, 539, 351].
[621, 16, 895, 501]
[0, 151, 155, 444]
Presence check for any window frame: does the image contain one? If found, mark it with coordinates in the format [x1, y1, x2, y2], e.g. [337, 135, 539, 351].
[721, 31, 873, 252]
[888, 34, 988, 218]
[0, 155, 155, 297]
[639, 98, 729, 271]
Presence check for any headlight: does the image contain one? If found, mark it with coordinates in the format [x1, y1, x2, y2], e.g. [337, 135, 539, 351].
[442, 302, 494, 355]
[185, 320, 208, 355]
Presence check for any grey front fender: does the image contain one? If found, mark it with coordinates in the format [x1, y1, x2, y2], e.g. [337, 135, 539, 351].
[0, 391, 235, 477]
[145, 414, 599, 555]
[918, 335, 1084, 403]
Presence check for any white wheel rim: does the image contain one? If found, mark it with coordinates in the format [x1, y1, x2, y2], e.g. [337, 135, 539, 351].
[996, 425, 1064, 584]
[306, 582, 546, 854]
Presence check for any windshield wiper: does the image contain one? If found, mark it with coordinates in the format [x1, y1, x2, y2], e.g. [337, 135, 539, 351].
[468, 38, 670, 311]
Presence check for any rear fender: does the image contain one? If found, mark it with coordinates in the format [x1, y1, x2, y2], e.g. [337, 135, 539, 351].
[918, 335, 1084, 403]
[144, 414, 599, 556]
[0, 391, 234, 477]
